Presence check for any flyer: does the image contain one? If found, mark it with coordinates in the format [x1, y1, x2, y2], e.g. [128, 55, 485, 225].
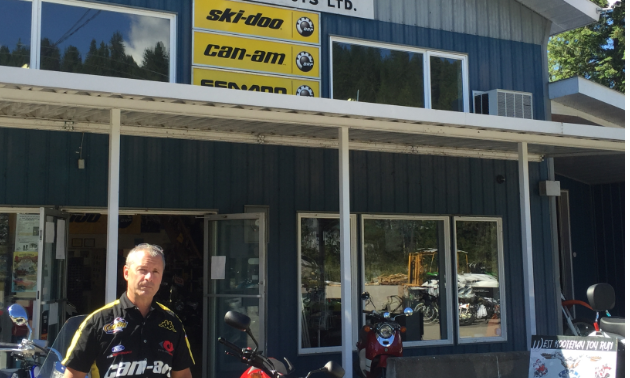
[529, 335, 617, 378]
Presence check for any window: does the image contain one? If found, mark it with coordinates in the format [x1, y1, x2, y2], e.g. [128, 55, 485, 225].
[454, 217, 506, 343]
[0, 0, 32, 68]
[361, 215, 453, 346]
[0, 0, 176, 82]
[331, 37, 469, 112]
[297, 214, 357, 354]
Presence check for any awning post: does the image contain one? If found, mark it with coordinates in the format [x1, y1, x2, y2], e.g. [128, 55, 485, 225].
[338, 127, 353, 373]
[106, 108, 121, 303]
[518, 142, 536, 348]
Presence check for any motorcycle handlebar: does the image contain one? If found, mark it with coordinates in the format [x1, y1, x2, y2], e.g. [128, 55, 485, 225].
[217, 337, 242, 356]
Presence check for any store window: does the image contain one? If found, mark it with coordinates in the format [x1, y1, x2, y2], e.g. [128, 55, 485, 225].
[40, 1, 175, 81]
[297, 214, 357, 354]
[0, 0, 32, 68]
[331, 37, 469, 112]
[361, 216, 452, 346]
[454, 217, 506, 342]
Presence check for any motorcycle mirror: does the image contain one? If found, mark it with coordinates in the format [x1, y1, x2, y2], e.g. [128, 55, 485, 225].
[323, 361, 345, 378]
[360, 292, 370, 301]
[404, 307, 413, 316]
[383, 312, 391, 319]
[8, 304, 28, 326]
[224, 311, 251, 332]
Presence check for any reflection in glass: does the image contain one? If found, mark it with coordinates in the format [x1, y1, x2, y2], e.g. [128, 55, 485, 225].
[0, 0, 31, 68]
[299, 218, 342, 348]
[333, 42, 424, 108]
[363, 219, 446, 342]
[430, 56, 464, 111]
[40, 2, 170, 81]
[455, 220, 502, 339]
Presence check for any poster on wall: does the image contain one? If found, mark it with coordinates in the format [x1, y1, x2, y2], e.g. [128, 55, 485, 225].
[12, 214, 39, 293]
[529, 335, 618, 378]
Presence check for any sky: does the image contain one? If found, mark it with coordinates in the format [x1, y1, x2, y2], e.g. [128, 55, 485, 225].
[0, 0, 170, 65]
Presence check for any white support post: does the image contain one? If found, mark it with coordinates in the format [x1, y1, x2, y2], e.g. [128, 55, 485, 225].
[518, 142, 536, 348]
[338, 127, 353, 373]
[30, 0, 41, 69]
[106, 108, 121, 303]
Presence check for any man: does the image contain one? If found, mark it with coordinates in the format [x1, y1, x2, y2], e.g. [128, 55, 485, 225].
[62, 244, 194, 378]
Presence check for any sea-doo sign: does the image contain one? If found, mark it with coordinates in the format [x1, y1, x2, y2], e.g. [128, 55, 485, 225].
[194, 0, 320, 44]
[249, 0, 374, 19]
[193, 67, 319, 96]
[193, 31, 319, 78]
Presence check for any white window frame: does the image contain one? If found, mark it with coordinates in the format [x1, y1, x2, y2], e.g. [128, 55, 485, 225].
[28, 0, 177, 82]
[329, 36, 469, 112]
[360, 214, 454, 347]
[297, 212, 358, 355]
[453, 216, 507, 344]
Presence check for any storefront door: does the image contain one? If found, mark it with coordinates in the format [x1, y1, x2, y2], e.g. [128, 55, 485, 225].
[202, 213, 266, 378]
[33, 208, 69, 343]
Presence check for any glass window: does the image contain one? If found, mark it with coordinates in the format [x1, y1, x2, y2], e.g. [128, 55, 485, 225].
[454, 217, 505, 341]
[40, 1, 173, 81]
[0, 0, 32, 68]
[332, 41, 424, 107]
[331, 38, 468, 112]
[430, 55, 464, 111]
[361, 216, 451, 345]
[298, 214, 356, 354]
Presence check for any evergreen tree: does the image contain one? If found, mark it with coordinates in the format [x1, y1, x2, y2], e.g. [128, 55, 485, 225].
[40, 38, 61, 71]
[141, 41, 169, 82]
[548, 0, 625, 92]
[61, 45, 83, 73]
[1, 39, 31, 68]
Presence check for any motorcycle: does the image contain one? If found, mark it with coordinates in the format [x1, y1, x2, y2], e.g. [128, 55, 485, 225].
[356, 292, 413, 378]
[585, 283, 625, 376]
[218, 311, 344, 378]
[0, 304, 84, 378]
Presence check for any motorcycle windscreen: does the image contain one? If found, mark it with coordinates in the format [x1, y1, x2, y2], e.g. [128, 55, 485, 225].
[39, 315, 87, 378]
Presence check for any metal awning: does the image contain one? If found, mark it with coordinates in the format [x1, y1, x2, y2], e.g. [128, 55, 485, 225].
[0, 67, 624, 161]
[516, 0, 600, 35]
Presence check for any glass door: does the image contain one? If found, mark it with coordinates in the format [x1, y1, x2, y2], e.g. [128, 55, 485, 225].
[32, 208, 69, 344]
[203, 213, 266, 378]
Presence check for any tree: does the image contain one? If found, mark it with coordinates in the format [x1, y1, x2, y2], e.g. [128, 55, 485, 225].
[548, 0, 625, 92]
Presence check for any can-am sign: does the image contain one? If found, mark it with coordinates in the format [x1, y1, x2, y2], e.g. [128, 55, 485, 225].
[247, 0, 374, 19]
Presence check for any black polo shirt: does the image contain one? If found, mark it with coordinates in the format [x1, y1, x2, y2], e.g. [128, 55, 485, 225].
[62, 293, 194, 378]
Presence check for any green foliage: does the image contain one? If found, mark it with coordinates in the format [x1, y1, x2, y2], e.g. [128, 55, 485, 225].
[1, 32, 169, 82]
[548, 0, 625, 92]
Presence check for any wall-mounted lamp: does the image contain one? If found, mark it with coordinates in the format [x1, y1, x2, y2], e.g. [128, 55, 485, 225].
[496, 175, 505, 184]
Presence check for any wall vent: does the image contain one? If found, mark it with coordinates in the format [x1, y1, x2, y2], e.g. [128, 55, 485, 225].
[473, 89, 533, 119]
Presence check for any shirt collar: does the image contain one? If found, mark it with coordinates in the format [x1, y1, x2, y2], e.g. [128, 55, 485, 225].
[119, 291, 159, 313]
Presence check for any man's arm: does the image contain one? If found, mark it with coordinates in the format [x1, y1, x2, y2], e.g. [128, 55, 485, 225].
[171, 368, 193, 378]
[63, 366, 88, 378]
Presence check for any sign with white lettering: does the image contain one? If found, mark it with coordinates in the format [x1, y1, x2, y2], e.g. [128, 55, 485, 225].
[245, 0, 374, 19]
[529, 335, 618, 378]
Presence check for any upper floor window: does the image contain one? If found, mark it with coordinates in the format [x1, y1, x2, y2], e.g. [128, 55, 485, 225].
[331, 37, 469, 112]
[1, 0, 176, 82]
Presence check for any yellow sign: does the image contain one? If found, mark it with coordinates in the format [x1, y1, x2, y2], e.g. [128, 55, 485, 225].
[193, 67, 319, 97]
[194, 0, 319, 44]
[193, 31, 320, 78]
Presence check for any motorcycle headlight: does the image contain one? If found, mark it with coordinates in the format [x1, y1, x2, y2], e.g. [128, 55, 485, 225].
[377, 324, 394, 339]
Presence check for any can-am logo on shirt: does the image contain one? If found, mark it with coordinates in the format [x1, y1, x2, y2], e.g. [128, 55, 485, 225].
[103, 317, 128, 334]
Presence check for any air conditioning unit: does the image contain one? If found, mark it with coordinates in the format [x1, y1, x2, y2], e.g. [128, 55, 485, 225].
[473, 89, 533, 119]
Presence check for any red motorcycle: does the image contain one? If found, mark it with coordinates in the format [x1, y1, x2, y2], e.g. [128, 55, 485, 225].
[356, 292, 413, 378]
[218, 311, 345, 378]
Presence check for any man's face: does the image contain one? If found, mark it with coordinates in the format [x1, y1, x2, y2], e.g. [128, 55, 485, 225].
[124, 250, 163, 301]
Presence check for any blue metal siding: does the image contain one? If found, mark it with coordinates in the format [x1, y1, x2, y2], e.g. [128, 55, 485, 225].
[557, 176, 625, 319]
[321, 15, 546, 120]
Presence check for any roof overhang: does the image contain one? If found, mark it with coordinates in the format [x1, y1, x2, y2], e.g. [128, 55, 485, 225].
[516, 0, 600, 35]
[0, 66, 624, 163]
[550, 76, 625, 127]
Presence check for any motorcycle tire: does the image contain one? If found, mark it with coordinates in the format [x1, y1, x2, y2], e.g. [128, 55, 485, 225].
[368, 367, 387, 378]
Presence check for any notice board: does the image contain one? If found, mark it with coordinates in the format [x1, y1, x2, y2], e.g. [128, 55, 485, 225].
[529, 335, 618, 378]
